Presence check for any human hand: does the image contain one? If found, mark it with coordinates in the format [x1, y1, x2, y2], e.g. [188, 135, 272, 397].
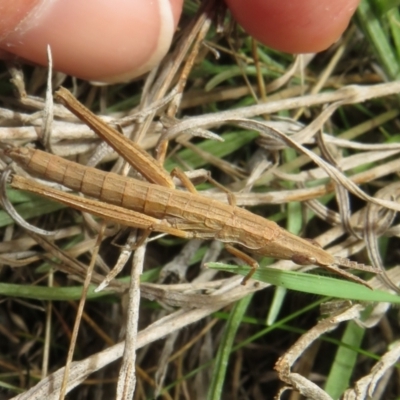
[0, 0, 360, 83]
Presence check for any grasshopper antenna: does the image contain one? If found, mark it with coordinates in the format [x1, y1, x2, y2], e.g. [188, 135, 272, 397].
[334, 256, 381, 274]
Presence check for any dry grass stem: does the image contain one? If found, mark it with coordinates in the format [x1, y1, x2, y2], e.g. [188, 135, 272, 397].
[275, 304, 365, 400]
[2, 2, 400, 398]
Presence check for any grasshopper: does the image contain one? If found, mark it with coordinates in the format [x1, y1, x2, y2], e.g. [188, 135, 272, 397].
[4, 87, 377, 287]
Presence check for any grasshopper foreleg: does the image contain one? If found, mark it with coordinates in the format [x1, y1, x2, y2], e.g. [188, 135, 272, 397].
[170, 168, 197, 193]
[224, 244, 259, 285]
[171, 167, 237, 206]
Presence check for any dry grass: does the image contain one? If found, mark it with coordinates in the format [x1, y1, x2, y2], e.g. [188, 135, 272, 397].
[0, 0, 400, 399]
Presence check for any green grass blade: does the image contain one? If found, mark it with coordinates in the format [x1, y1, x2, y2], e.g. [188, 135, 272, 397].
[0, 282, 112, 301]
[356, 0, 400, 79]
[373, 0, 400, 14]
[208, 263, 400, 303]
[324, 321, 365, 399]
[207, 294, 253, 400]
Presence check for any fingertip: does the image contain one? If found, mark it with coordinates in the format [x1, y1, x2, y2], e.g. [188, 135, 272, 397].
[225, 0, 360, 53]
[0, 0, 183, 83]
[0, 0, 42, 39]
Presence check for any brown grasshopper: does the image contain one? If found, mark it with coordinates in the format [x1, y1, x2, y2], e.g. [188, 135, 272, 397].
[4, 87, 378, 287]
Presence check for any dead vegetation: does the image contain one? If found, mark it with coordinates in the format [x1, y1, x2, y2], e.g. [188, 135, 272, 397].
[0, 0, 400, 399]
